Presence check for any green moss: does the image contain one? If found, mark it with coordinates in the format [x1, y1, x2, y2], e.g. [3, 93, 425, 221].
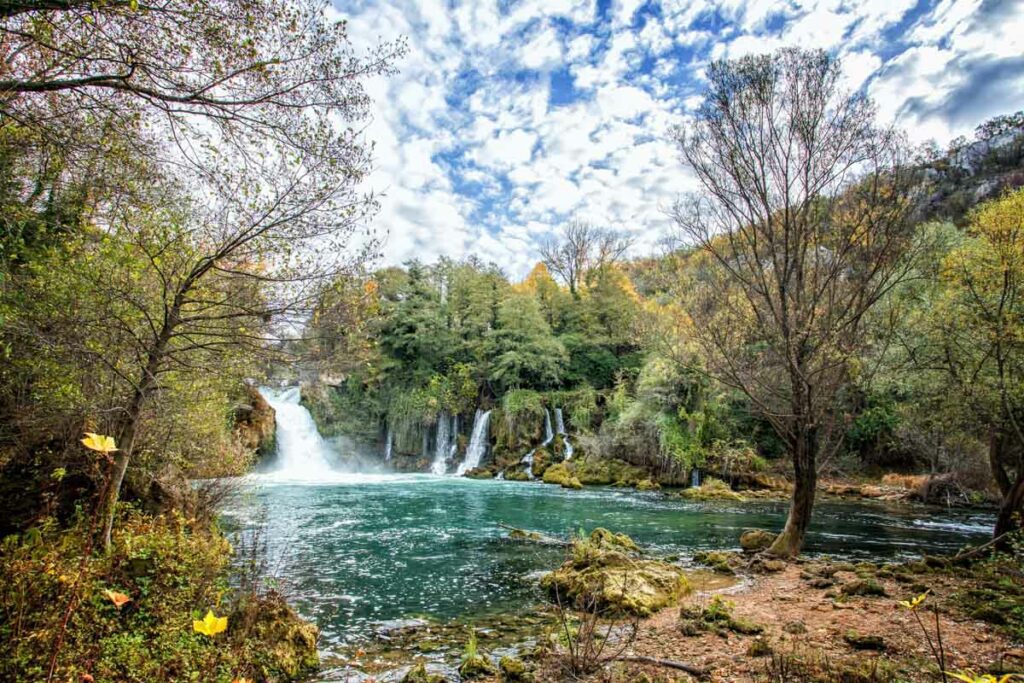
[541, 530, 690, 617]
[739, 529, 776, 552]
[678, 596, 763, 636]
[840, 579, 887, 597]
[498, 655, 529, 681]
[635, 479, 660, 491]
[679, 477, 744, 501]
[542, 463, 582, 489]
[843, 631, 886, 651]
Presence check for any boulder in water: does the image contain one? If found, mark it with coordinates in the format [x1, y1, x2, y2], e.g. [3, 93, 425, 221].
[400, 662, 447, 683]
[739, 529, 777, 553]
[679, 478, 745, 501]
[503, 467, 531, 481]
[542, 463, 582, 489]
[463, 467, 495, 479]
[540, 529, 690, 616]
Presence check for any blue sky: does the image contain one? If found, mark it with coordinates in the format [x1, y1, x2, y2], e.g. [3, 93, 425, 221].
[333, 0, 1024, 278]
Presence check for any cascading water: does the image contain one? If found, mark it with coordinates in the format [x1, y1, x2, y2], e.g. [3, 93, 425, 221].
[259, 386, 336, 478]
[384, 424, 394, 462]
[691, 468, 701, 488]
[430, 412, 458, 475]
[456, 409, 491, 475]
[519, 408, 555, 479]
[555, 408, 574, 459]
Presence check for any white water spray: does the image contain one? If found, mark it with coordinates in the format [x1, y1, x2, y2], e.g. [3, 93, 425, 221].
[519, 408, 555, 479]
[555, 408, 574, 460]
[384, 424, 394, 462]
[457, 409, 492, 475]
[259, 386, 336, 479]
[431, 412, 459, 475]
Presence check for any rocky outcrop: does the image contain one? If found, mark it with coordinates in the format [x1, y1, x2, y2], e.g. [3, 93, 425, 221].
[232, 591, 319, 680]
[540, 529, 691, 616]
[542, 463, 582, 489]
[679, 478, 745, 501]
[234, 385, 276, 457]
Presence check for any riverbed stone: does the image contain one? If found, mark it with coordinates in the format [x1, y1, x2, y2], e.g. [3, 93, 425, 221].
[740, 529, 777, 553]
[540, 529, 690, 616]
[542, 463, 582, 489]
[679, 478, 745, 501]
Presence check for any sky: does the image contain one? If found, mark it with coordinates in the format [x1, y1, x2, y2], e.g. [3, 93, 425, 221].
[332, 0, 1024, 279]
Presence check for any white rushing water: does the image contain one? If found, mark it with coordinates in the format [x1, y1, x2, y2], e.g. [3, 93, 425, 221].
[456, 409, 492, 475]
[431, 412, 459, 475]
[555, 408, 574, 459]
[384, 424, 393, 462]
[259, 386, 337, 480]
[519, 408, 555, 479]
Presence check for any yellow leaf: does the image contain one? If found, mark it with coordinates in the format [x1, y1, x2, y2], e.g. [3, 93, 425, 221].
[81, 433, 118, 455]
[103, 589, 131, 610]
[193, 610, 228, 637]
[898, 591, 929, 610]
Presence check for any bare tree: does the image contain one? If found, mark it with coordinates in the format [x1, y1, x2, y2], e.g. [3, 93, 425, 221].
[0, 0, 405, 551]
[670, 49, 919, 557]
[540, 218, 633, 298]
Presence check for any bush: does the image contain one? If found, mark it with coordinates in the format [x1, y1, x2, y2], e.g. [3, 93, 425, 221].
[0, 509, 316, 682]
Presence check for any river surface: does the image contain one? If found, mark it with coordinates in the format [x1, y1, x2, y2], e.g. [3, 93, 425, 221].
[222, 472, 993, 652]
[226, 387, 994, 655]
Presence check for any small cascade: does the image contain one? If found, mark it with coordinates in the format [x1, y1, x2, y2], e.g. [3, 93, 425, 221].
[457, 409, 492, 475]
[517, 408, 554, 479]
[384, 424, 394, 462]
[430, 412, 457, 475]
[691, 468, 701, 488]
[259, 386, 336, 478]
[555, 408, 574, 459]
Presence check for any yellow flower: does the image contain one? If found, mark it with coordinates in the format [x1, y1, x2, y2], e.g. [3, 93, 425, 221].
[192, 610, 228, 637]
[898, 591, 929, 610]
[947, 672, 1022, 683]
[81, 433, 118, 455]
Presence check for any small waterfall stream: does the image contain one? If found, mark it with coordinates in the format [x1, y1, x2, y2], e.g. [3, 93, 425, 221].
[260, 386, 336, 478]
[430, 412, 459, 475]
[555, 408, 574, 459]
[456, 409, 492, 475]
[384, 424, 394, 462]
[519, 408, 554, 479]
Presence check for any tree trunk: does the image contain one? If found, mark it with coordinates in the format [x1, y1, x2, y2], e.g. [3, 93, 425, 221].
[994, 470, 1024, 542]
[97, 317, 174, 551]
[767, 426, 818, 558]
[989, 429, 1012, 498]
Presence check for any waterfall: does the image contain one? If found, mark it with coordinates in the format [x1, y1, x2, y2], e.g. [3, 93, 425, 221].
[456, 409, 492, 475]
[430, 412, 457, 475]
[518, 408, 554, 479]
[555, 408, 574, 459]
[259, 386, 336, 478]
[384, 424, 394, 462]
[691, 468, 701, 488]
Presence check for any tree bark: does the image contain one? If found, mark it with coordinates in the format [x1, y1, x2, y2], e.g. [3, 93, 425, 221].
[97, 316, 175, 551]
[768, 425, 818, 558]
[989, 429, 1012, 498]
[993, 470, 1024, 542]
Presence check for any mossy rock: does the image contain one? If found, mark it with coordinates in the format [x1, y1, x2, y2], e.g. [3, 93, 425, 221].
[573, 459, 614, 485]
[844, 631, 886, 651]
[463, 467, 495, 479]
[783, 621, 807, 635]
[678, 596, 763, 636]
[693, 550, 736, 575]
[636, 479, 661, 491]
[530, 449, 553, 478]
[234, 593, 319, 679]
[740, 529, 777, 553]
[541, 530, 690, 616]
[498, 655, 530, 681]
[680, 478, 745, 501]
[747, 639, 773, 657]
[542, 463, 582, 489]
[840, 579, 887, 597]
[590, 527, 640, 552]
[503, 467, 531, 481]
[459, 655, 497, 679]
[401, 662, 447, 683]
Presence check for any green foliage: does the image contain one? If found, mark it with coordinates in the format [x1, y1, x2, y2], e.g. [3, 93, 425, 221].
[0, 511, 314, 682]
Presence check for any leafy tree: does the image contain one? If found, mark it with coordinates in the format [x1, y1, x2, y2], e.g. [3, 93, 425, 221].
[486, 292, 567, 393]
[670, 48, 919, 556]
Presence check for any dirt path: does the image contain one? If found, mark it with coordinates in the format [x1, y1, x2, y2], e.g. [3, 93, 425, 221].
[595, 564, 1021, 682]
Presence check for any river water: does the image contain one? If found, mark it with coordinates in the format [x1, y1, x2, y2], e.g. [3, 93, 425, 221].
[222, 388, 994, 654]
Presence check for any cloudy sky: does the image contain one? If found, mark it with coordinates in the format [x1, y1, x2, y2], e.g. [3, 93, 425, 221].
[335, 0, 1024, 278]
